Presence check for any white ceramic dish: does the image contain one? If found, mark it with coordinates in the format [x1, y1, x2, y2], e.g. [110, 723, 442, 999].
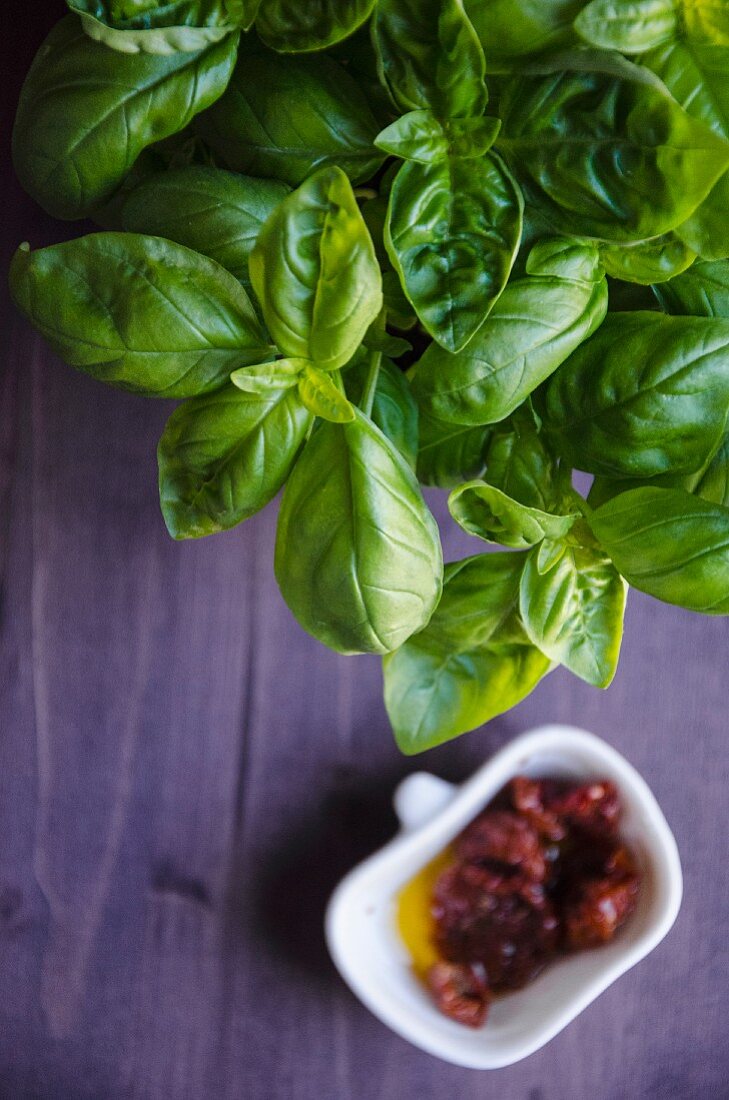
[325, 724, 682, 1068]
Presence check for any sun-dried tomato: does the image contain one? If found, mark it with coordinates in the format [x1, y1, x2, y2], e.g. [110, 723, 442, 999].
[564, 871, 641, 949]
[455, 809, 547, 882]
[426, 962, 491, 1028]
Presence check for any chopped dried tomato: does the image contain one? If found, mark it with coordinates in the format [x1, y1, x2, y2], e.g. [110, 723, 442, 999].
[426, 962, 491, 1028]
[455, 809, 547, 882]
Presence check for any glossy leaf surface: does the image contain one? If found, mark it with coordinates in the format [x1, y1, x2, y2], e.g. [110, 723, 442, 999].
[256, 0, 375, 52]
[67, 0, 249, 53]
[345, 356, 419, 470]
[449, 481, 578, 547]
[574, 0, 677, 52]
[653, 258, 729, 315]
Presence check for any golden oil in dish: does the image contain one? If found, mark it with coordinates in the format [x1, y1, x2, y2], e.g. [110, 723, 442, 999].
[396, 848, 454, 975]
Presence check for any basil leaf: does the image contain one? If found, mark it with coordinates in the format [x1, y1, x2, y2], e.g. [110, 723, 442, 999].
[230, 358, 305, 394]
[693, 434, 729, 506]
[464, 0, 581, 66]
[588, 486, 729, 613]
[519, 544, 627, 687]
[9, 234, 270, 398]
[158, 381, 311, 538]
[345, 357, 419, 470]
[485, 419, 560, 511]
[653, 258, 729, 315]
[416, 411, 491, 488]
[383, 552, 550, 752]
[385, 154, 522, 353]
[410, 239, 607, 424]
[120, 166, 289, 287]
[376, 111, 501, 163]
[275, 409, 443, 654]
[682, 2, 729, 44]
[574, 0, 677, 53]
[12, 16, 238, 220]
[298, 365, 355, 423]
[599, 234, 696, 285]
[250, 166, 382, 372]
[449, 481, 578, 547]
[645, 41, 729, 259]
[544, 311, 729, 477]
[67, 0, 250, 53]
[196, 45, 384, 186]
[498, 51, 729, 242]
[256, 0, 375, 53]
[373, 0, 487, 118]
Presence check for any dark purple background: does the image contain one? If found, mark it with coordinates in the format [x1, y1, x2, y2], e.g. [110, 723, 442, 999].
[1, 7, 727, 1097]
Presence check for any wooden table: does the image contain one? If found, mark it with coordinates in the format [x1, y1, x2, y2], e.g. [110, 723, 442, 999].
[1, 9, 727, 1097]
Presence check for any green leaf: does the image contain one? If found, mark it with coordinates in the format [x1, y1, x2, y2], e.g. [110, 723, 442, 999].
[409, 239, 607, 424]
[599, 234, 696, 285]
[588, 486, 729, 613]
[375, 111, 500, 162]
[120, 166, 289, 287]
[574, 0, 678, 53]
[383, 552, 550, 752]
[519, 544, 627, 686]
[416, 411, 491, 488]
[693, 434, 729, 506]
[498, 51, 729, 242]
[449, 481, 578, 547]
[230, 358, 306, 394]
[196, 44, 384, 186]
[372, 0, 487, 118]
[158, 381, 311, 538]
[12, 16, 238, 220]
[250, 166, 382, 372]
[298, 365, 355, 422]
[544, 311, 729, 478]
[484, 418, 561, 511]
[682, 1, 729, 44]
[644, 41, 729, 259]
[256, 0, 375, 52]
[345, 357, 419, 469]
[9, 234, 270, 398]
[67, 0, 250, 53]
[385, 154, 523, 353]
[653, 258, 729, 315]
[464, 0, 581, 66]
[275, 409, 443, 654]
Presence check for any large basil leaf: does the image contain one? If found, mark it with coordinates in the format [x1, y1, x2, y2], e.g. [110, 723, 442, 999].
[545, 311, 729, 477]
[682, 2, 729, 44]
[464, 0, 581, 66]
[416, 411, 491, 487]
[250, 166, 382, 371]
[274, 409, 443, 654]
[645, 41, 729, 259]
[158, 382, 311, 538]
[410, 239, 607, 424]
[653, 258, 729, 315]
[497, 51, 729, 242]
[449, 481, 578, 547]
[12, 16, 238, 220]
[256, 0, 375, 53]
[383, 552, 550, 753]
[196, 45, 384, 185]
[693, 434, 729, 506]
[588, 486, 729, 613]
[9, 233, 270, 398]
[372, 0, 487, 118]
[599, 234, 696, 284]
[574, 0, 677, 52]
[519, 544, 626, 686]
[345, 356, 419, 470]
[67, 0, 250, 53]
[385, 154, 522, 353]
[120, 166, 289, 286]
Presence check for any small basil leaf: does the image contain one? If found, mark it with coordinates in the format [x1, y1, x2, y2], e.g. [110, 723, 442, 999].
[498, 51, 729, 242]
[9, 234, 270, 398]
[196, 45, 384, 186]
[484, 418, 560, 511]
[345, 357, 419, 469]
[298, 365, 355, 423]
[599, 234, 696, 285]
[536, 538, 568, 574]
[120, 166, 289, 286]
[275, 409, 443, 654]
[385, 154, 523, 353]
[373, 0, 487, 118]
[416, 410, 491, 488]
[362, 329, 412, 358]
[449, 481, 578, 547]
[410, 240, 607, 424]
[12, 16, 238, 220]
[653, 258, 729, 315]
[375, 111, 449, 163]
[230, 358, 306, 394]
[464, 0, 581, 67]
[544, 311, 729, 478]
[158, 381, 311, 538]
[574, 0, 678, 53]
[588, 486, 729, 613]
[519, 544, 627, 687]
[383, 552, 550, 753]
[67, 0, 249, 53]
[256, 0, 375, 53]
[250, 166, 382, 371]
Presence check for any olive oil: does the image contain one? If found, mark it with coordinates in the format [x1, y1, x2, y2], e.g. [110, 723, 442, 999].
[396, 848, 454, 976]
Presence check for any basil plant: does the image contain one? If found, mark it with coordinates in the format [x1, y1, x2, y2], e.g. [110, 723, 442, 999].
[10, 0, 729, 754]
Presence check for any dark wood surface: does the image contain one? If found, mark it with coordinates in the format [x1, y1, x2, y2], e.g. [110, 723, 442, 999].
[1, 10, 728, 1098]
